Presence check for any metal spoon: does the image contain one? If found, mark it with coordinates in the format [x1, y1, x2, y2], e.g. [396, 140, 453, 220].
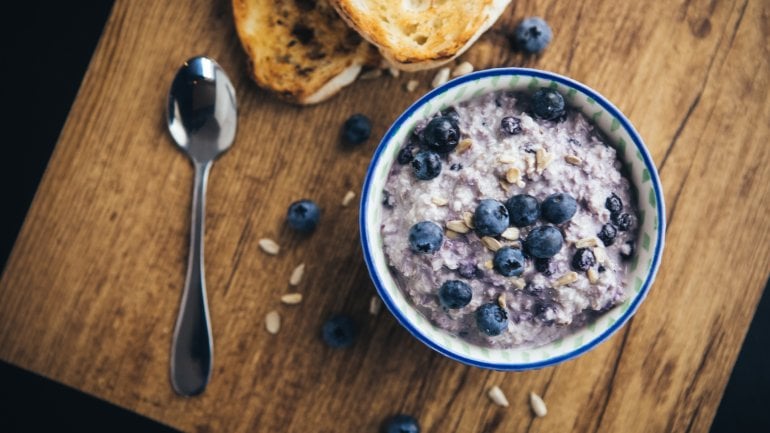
[166, 56, 237, 396]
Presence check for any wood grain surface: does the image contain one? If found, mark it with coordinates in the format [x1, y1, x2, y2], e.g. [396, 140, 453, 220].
[1, 0, 768, 432]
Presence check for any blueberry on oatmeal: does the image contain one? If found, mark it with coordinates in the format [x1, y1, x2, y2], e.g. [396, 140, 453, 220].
[572, 248, 596, 271]
[423, 116, 460, 153]
[411, 150, 442, 180]
[438, 280, 473, 309]
[473, 199, 510, 237]
[493, 247, 526, 277]
[541, 193, 577, 224]
[506, 194, 540, 227]
[476, 303, 508, 336]
[408, 221, 443, 254]
[500, 116, 522, 135]
[598, 223, 618, 246]
[612, 212, 632, 231]
[524, 225, 563, 258]
[531, 88, 565, 120]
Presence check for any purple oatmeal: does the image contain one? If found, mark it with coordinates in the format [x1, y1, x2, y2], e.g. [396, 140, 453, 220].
[380, 89, 638, 348]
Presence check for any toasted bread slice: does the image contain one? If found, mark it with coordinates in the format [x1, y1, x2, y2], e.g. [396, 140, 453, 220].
[331, 0, 511, 71]
[233, 0, 379, 104]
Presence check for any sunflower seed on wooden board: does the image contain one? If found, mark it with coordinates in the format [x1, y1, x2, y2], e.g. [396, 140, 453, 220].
[554, 271, 579, 287]
[259, 238, 280, 255]
[388, 67, 400, 78]
[447, 220, 470, 234]
[342, 190, 356, 207]
[488, 385, 510, 407]
[281, 293, 303, 305]
[289, 263, 305, 286]
[432, 67, 451, 88]
[564, 154, 583, 165]
[265, 310, 281, 334]
[501, 227, 520, 240]
[369, 296, 382, 315]
[456, 138, 473, 154]
[431, 196, 449, 206]
[529, 392, 548, 417]
[451, 61, 474, 77]
[406, 79, 419, 92]
[482, 236, 503, 251]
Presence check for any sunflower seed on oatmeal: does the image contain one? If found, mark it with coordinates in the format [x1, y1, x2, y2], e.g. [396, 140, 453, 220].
[445, 229, 460, 239]
[484, 260, 494, 269]
[481, 236, 503, 251]
[451, 61, 474, 77]
[536, 148, 553, 172]
[258, 238, 280, 255]
[564, 154, 583, 165]
[369, 295, 382, 315]
[265, 310, 280, 334]
[497, 293, 507, 309]
[575, 237, 599, 249]
[587, 267, 599, 284]
[529, 392, 548, 417]
[516, 179, 526, 188]
[281, 293, 303, 305]
[406, 79, 419, 92]
[462, 211, 475, 229]
[511, 277, 526, 289]
[488, 385, 510, 407]
[456, 138, 473, 154]
[432, 66, 451, 88]
[431, 196, 449, 206]
[289, 263, 305, 286]
[593, 246, 609, 265]
[342, 190, 356, 207]
[447, 220, 470, 234]
[498, 153, 517, 164]
[499, 180, 511, 192]
[554, 271, 579, 287]
[501, 227, 519, 241]
[505, 167, 521, 184]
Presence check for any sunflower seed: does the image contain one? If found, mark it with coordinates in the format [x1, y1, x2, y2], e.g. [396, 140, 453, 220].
[265, 310, 281, 334]
[593, 246, 609, 265]
[554, 272, 579, 287]
[536, 148, 553, 172]
[499, 180, 511, 192]
[587, 268, 599, 284]
[501, 227, 520, 240]
[447, 220, 470, 234]
[406, 80, 419, 92]
[462, 212, 475, 229]
[482, 236, 503, 251]
[456, 138, 473, 154]
[280, 293, 303, 305]
[342, 190, 356, 207]
[289, 263, 305, 286]
[564, 154, 583, 165]
[445, 229, 460, 239]
[432, 67, 451, 88]
[498, 154, 517, 164]
[388, 67, 400, 78]
[529, 392, 548, 417]
[511, 278, 526, 289]
[369, 296, 382, 315]
[431, 196, 449, 206]
[505, 167, 521, 184]
[488, 385, 510, 407]
[576, 237, 599, 249]
[497, 293, 507, 309]
[484, 260, 494, 269]
[451, 61, 474, 77]
[259, 238, 280, 255]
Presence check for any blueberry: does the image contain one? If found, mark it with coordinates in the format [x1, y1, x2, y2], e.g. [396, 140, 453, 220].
[493, 247, 526, 277]
[512, 17, 552, 54]
[612, 213, 632, 231]
[572, 248, 596, 271]
[605, 193, 623, 215]
[408, 221, 443, 254]
[524, 225, 563, 258]
[396, 142, 416, 165]
[598, 265, 606, 273]
[534, 257, 553, 276]
[321, 314, 357, 348]
[473, 199, 510, 237]
[423, 116, 460, 153]
[620, 241, 635, 260]
[597, 223, 618, 246]
[440, 106, 461, 122]
[505, 194, 540, 227]
[411, 150, 442, 180]
[342, 114, 372, 145]
[541, 193, 577, 224]
[438, 280, 473, 309]
[531, 88, 565, 121]
[476, 303, 508, 336]
[500, 116, 522, 135]
[382, 414, 420, 433]
[286, 199, 320, 232]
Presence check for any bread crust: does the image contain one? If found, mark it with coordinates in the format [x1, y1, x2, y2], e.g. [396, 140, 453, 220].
[232, 0, 379, 104]
[331, 0, 511, 71]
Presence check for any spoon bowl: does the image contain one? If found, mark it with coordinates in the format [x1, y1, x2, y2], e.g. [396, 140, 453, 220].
[166, 56, 237, 396]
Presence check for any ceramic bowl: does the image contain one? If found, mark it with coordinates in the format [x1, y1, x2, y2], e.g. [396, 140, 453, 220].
[359, 68, 665, 370]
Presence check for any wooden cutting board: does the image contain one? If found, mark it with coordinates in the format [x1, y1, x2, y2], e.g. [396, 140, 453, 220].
[1, 0, 768, 431]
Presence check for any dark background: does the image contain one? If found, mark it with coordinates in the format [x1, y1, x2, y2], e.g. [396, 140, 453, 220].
[0, 2, 767, 432]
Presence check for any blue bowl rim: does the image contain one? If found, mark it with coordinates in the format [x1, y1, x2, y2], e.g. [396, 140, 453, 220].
[359, 67, 666, 370]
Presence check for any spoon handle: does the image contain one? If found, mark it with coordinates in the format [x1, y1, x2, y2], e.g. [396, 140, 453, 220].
[170, 161, 214, 396]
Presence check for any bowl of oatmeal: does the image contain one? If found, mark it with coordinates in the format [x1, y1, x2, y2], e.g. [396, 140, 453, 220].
[360, 68, 665, 370]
